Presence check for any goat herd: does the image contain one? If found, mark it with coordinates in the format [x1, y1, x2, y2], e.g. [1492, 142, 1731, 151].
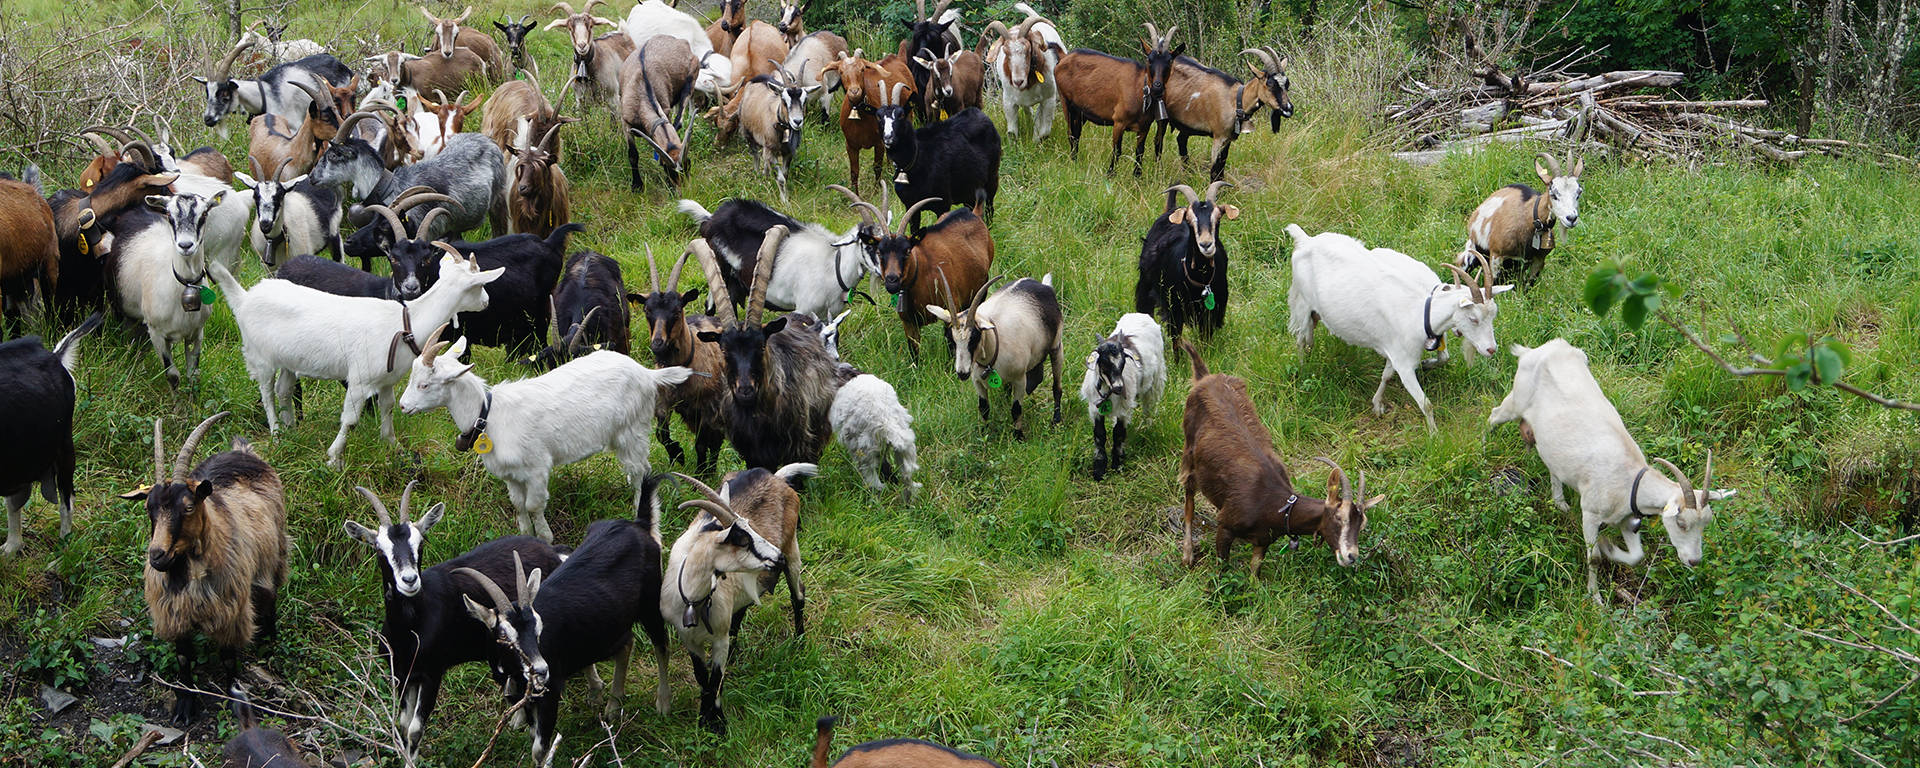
[0, 1, 1739, 765]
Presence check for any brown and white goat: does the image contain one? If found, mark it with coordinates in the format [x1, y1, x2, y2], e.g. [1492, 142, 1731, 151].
[825, 51, 915, 194]
[246, 79, 340, 181]
[1154, 47, 1294, 182]
[725, 20, 791, 88]
[48, 161, 178, 316]
[1177, 341, 1379, 577]
[621, 36, 699, 191]
[913, 46, 985, 120]
[1054, 24, 1181, 176]
[481, 78, 574, 157]
[410, 89, 486, 160]
[126, 412, 289, 725]
[981, 7, 1062, 142]
[776, 0, 809, 46]
[546, 1, 631, 122]
[705, 0, 747, 56]
[713, 68, 816, 203]
[421, 5, 507, 81]
[0, 172, 59, 313]
[830, 186, 992, 356]
[1459, 152, 1585, 286]
[636, 245, 729, 477]
[505, 125, 571, 236]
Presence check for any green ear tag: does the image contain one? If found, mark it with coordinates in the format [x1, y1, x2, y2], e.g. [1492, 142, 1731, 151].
[890, 292, 901, 308]
[986, 370, 1003, 389]
[472, 433, 493, 454]
[1098, 400, 1113, 415]
[396, 95, 408, 111]
[199, 285, 218, 305]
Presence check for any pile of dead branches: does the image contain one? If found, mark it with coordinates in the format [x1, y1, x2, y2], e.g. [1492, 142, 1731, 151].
[1386, 32, 1914, 166]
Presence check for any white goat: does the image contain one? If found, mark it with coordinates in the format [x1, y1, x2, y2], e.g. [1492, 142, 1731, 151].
[982, 3, 1062, 141]
[112, 193, 226, 388]
[1285, 224, 1512, 433]
[1489, 339, 1734, 605]
[207, 249, 504, 468]
[831, 373, 920, 501]
[926, 274, 1064, 440]
[675, 198, 871, 321]
[1079, 312, 1165, 480]
[399, 331, 692, 542]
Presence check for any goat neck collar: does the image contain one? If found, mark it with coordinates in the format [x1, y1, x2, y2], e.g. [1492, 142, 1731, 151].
[455, 390, 492, 452]
[674, 558, 718, 629]
[1178, 245, 1215, 290]
[1231, 83, 1251, 133]
[1627, 466, 1656, 519]
[1277, 493, 1302, 533]
[1531, 194, 1556, 251]
[387, 301, 422, 372]
[1422, 285, 1444, 351]
[974, 324, 1002, 378]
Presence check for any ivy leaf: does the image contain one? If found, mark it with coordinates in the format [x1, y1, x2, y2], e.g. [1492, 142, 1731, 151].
[1811, 344, 1845, 384]
[1621, 294, 1649, 330]
[1584, 268, 1618, 317]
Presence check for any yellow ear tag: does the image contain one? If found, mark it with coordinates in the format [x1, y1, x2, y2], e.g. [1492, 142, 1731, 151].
[1435, 336, 1446, 353]
[472, 433, 494, 454]
[940, 109, 949, 119]
[1035, 72, 1043, 83]
[78, 234, 89, 256]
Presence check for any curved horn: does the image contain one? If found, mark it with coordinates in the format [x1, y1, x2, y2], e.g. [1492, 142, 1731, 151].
[929, 0, 954, 23]
[1311, 456, 1352, 506]
[687, 240, 735, 323]
[430, 241, 474, 270]
[1650, 458, 1697, 510]
[915, 0, 927, 22]
[1161, 26, 1178, 46]
[290, 78, 327, 111]
[667, 247, 691, 291]
[213, 36, 256, 79]
[550, 1, 576, 13]
[827, 184, 882, 231]
[1241, 47, 1277, 73]
[680, 499, 738, 527]
[982, 20, 1010, 41]
[1443, 263, 1484, 303]
[1479, 252, 1494, 301]
[1164, 184, 1199, 207]
[171, 411, 231, 483]
[119, 141, 157, 168]
[746, 225, 788, 325]
[246, 154, 266, 180]
[888, 82, 907, 107]
[1698, 450, 1713, 502]
[151, 419, 167, 487]
[584, 0, 608, 14]
[1013, 14, 1043, 40]
[453, 6, 472, 24]
[646, 244, 663, 292]
[1536, 151, 1562, 178]
[672, 472, 737, 525]
[418, 321, 453, 365]
[354, 486, 394, 527]
[1143, 22, 1160, 47]
[966, 274, 1003, 327]
[536, 121, 565, 153]
[1203, 180, 1233, 204]
[271, 157, 295, 182]
[414, 206, 455, 240]
[896, 197, 942, 236]
[567, 306, 601, 353]
[363, 204, 409, 242]
[393, 191, 459, 214]
[397, 479, 418, 524]
[336, 110, 387, 140]
[452, 567, 514, 614]
[78, 131, 117, 157]
[81, 125, 138, 148]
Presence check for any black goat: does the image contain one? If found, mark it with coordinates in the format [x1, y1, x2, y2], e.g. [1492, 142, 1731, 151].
[876, 84, 1001, 219]
[521, 250, 631, 369]
[899, 0, 961, 122]
[275, 254, 399, 299]
[1134, 182, 1235, 342]
[457, 475, 673, 766]
[344, 483, 561, 763]
[386, 223, 581, 354]
[1, 312, 102, 557]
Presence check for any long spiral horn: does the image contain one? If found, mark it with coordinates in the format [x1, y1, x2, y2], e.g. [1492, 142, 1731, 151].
[171, 411, 231, 483]
[687, 240, 736, 323]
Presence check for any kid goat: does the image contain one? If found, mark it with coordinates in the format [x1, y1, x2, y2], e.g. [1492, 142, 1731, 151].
[632, 246, 730, 477]
[1286, 224, 1512, 433]
[1080, 312, 1165, 480]
[927, 275, 1064, 440]
[1459, 151, 1584, 285]
[1490, 339, 1733, 605]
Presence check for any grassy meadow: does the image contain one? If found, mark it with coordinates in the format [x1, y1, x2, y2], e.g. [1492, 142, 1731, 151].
[2, 2, 1918, 766]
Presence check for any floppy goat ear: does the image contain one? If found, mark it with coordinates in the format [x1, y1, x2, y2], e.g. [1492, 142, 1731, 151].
[1168, 208, 1188, 224]
[925, 305, 953, 322]
[461, 595, 497, 626]
[343, 520, 380, 545]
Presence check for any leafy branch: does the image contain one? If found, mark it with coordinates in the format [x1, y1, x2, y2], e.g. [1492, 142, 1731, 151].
[1584, 261, 1920, 412]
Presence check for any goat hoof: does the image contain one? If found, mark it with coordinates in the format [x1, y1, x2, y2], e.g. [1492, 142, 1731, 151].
[171, 693, 202, 726]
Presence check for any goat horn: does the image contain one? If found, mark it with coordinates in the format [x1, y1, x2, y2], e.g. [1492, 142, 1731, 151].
[896, 197, 941, 237]
[1240, 47, 1276, 73]
[1265, 46, 1285, 69]
[290, 78, 327, 109]
[1355, 470, 1368, 505]
[430, 242, 475, 270]
[1443, 263, 1481, 302]
[415, 206, 455, 241]
[929, 0, 953, 22]
[246, 155, 266, 180]
[646, 244, 663, 292]
[982, 20, 1010, 40]
[568, 307, 601, 354]
[354, 486, 394, 527]
[150, 419, 167, 488]
[549, 293, 561, 341]
[271, 157, 295, 182]
[1203, 180, 1233, 204]
[915, 0, 926, 22]
[826, 184, 881, 231]
[389, 185, 444, 206]
[680, 499, 738, 527]
[671, 472, 737, 525]
[214, 35, 256, 79]
[934, 264, 957, 311]
[536, 122, 565, 153]
[1143, 23, 1160, 47]
[687, 240, 736, 323]
[393, 191, 458, 214]
[420, 7, 442, 24]
[419, 321, 452, 364]
[1164, 184, 1199, 207]
[454, 6, 472, 24]
[363, 204, 409, 243]
[336, 111, 386, 140]
[397, 479, 419, 524]
[1650, 457, 1697, 510]
[584, 0, 607, 13]
[667, 247, 691, 291]
[967, 274, 1003, 327]
[1311, 456, 1351, 506]
[78, 131, 117, 157]
[120, 141, 157, 169]
[452, 567, 515, 614]
[171, 411, 231, 483]
[1161, 26, 1178, 46]
[81, 125, 138, 147]
[1014, 14, 1043, 40]
[746, 225, 788, 325]
[1698, 450, 1713, 502]
[1479, 252, 1494, 300]
[550, 1, 576, 13]
[1536, 151, 1562, 178]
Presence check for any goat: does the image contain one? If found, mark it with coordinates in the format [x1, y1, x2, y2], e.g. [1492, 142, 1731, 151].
[455, 477, 673, 765]
[389, 221, 581, 351]
[621, 35, 700, 191]
[1489, 339, 1734, 604]
[1178, 341, 1380, 576]
[677, 196, 870, 324]
[495, 14, 540, 78]
[206, 248, 504, 467]
[875, 83, 1001, 217]
[1055, 25, 1180, 175]
[273, 254, 401, 299]
[405, 89, 486, 162]
[481, 78, 573, 158]
[108, 192, 230, 389]
[222, 685, 314, 768]
[1, 313, 101, 556]
[714, 69, 816, 204]
[312, 117, 507, 246]
[784, 30, 848, 120]
[1080, 312, 1165, 480]
[1153, 47, 1294, 182]
[621, 0, 728, 98]
[633, 246, 729, 477]
[47, 162, 178, 319]
[912, 46, 985, 120]
[981, 5, 1063, 142]
[338, 187, 463, 272]
[1134, 182, 1237, 342]
[899, 0, 961, 121]
[126, 411, 289, 725]
[829, 186, 991, 356]
[505, 124, 571, 237]
[342, 482, 562, 760]
[235, 157, 343, 267]
[662, 466, 815, 734]
[811, 715, 1004, 768]
[925, 274, 1062, 439]
[705, 0, 747, 56]
[87, 128, 255, 281]
[776, 0, 809, 46]
[239, 18, 326, 64]
[422, 5, 508, 81]
[546, 1, 632, 122]
[1285, 224, 1512, 433]
[521, 249, 631, 368]
[690, 228, 842, 469]
[400, 323, 692, 541]
[244, 79, 340, 181]
[0, 170, 59, 318]
[197, 36, 352, 127]
[824, 50, 915, 194]
[831, 373, 921, 501]
[1459, 152, 1584, 286]
[726, 20, 790, 87]
[363, 49, 490, 98]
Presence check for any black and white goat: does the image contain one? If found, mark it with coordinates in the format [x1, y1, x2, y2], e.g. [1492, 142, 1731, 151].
[393, 222, 582, 353]
[1, 313, 102, 556]
[1134, 182, 1236, 343]
[876, 83, 1002, 217]
[235, 158, 342, 267]
[107, 192, 228, 389]
[1080, 312, 1165, 480]
[677, 197, 871, 322]
[343, 482, 562, 761]
[927, 275, 1063, 439]
[197, 36, 352, 127]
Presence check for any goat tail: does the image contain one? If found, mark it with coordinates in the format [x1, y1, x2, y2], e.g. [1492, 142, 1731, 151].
[775, 462, 820, 489]
[812, 715, 839, 768]
[1508, 343, 1532, 357]
[230, 683, 261, 731]
[649, 364, 695, 391]
[1285, 223, 1310, 246]
[635, 473, 666, 529]
[207, 260, 248, 313]
[51, 312, 104, 375]
[674, 199, 713, 224]
[545, 221, 587, 252]
[1181, 339, 1208, 379]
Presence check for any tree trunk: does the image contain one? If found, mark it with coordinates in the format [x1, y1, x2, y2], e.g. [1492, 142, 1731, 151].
[1864, 0, 1915, 130]
[1817, 0, 1848, 124]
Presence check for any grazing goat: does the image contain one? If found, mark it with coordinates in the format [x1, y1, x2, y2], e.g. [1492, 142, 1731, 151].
[621, 0, 728, 98]
[422, 5, 508, 81]
[831, 373, 921, 501]
[1, 313, 101, 556]
[621, 36, 700, 191]
[401, 324, 692, 541]
[1080, 312, 1165, 480]
[811, 715, 1004, 768]
[899, 0, 962, 121]
[108, 193, 229, 389]
[715, 69, 816, 203]
[634, 245, 729, 477]
[691, 228, 842, 469]
[1055, 25, 1180, 175]
[663, 467, 815, 734]
[1178, 341, 1380, 576]
[677, 197, 871, 322]
[222, 686, 314, 768]
[1489, 339, 1734, 604]
[197, 36, 351, 127]
[830, 186, 992, 355]
[1135, 182, 1237, 342]
[0, 170, 59, 317]
[1459, 152, 1584, 285]
[127, 412, 288, 725]
[926, 275, 1062, 439]
[522, 249, 631, 368]
[1154, 47, 1294, 182]
[547, 1, 631, 121]
[236, 157, 343, 267]
[495, 14, 540, 77]
[343, 482, 561, 760]
[1286, 224, 1512, 433]
[505, 124, 571, 237]
[313, 119, 507, 247]
[456, 478, 673, 765]
[876, 83, 1001, 217]
[783, 31, 849, 119]
[981, 5, 1063, 141]
[207, 249, 504, 467]
[913, 46, 985, 120]
[393, 222, 581, 351]
[824, 51, 915, 194]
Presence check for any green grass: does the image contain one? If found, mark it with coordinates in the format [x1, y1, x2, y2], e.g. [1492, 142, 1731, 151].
[3, 2, 1919, 767]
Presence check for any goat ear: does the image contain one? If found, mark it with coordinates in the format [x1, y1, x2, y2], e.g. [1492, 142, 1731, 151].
[417, 502, 447, 532]
[1708, 489, 1737, 502]
[1535, 159, 1553, 185]
[763, 316, 789, 336]
[1221, 205, 1240, 220]
[682, 288, 701, 305]
[697, 330, 721, 343]
[1490, 284, 1515, 296]
[494, 21, 510, 32]
[925, 305, 952, 322]
[447, 336, 471, 362]
[626, 293, 645, 305]
[1364, 494, 1386, 509]
[461, 595, 498, 626]
[343, 520, 379, 545]
[190, 481, 215, 504]
[119, 485, 153, 501]
[145, 195, 170, 211]
[235, 172, 258, 189]
[524, 568, 543, 602]
[1168, 208, 1188, 224]
[207, 190, 226, 207]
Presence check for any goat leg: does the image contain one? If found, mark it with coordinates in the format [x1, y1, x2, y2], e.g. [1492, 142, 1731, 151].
[783, 545, 806, 635]
[170, 637, 201, 725]
[656, 418, 685, 466]
[1180, 468, 1198, 567]
[626, 134, 645, 192]
[1009, 398, 1025, 440]
[1248, 543, 1266, 581]
[1110, 418, 1127, 473]
[1090, 416, 1108, 480]
[1131, 123, 1148, 176]
[1050, 346, 1064, 424]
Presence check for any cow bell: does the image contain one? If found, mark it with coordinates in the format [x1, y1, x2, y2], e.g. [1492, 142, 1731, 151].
[180, 284, 203, 312]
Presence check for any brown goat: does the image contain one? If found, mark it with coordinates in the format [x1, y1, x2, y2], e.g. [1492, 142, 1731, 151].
[246, 79, 339, 181]
[825, 50, 915, 194]
[811, 716, 1003, 768]
[1177, 341, 1379, 578]
[726, 20, 790, 89]
[1054, 24, 1181, 176]
[1460, 151, 1585, 286]
[706, 0, 747, 56]
[481, 78, 573, 156]
[421, 5, 507, 81]
[1153, 47, 1293, 182]
[621, 36, 699, 191]
[0, 173, 59, 314]
[913, 46, 985, 120]
[366, 49, 490, 98]
[505, 125, 570, 236]
[126, 412, 288, 725]
[776, 0, 809, 46]
[635, 245, 730, 477]
[412, 89, 486, 158]
[830, 185, 991, 356]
